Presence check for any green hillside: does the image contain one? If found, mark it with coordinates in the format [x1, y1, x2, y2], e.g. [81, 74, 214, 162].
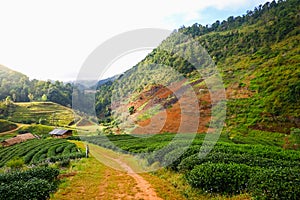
[95, 0, 300, 140]
[0, 102, 75, 126]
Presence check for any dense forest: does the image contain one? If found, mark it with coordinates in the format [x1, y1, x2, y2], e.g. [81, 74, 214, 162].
[94, 0, 300, 134]
[0, 65, 73, 106]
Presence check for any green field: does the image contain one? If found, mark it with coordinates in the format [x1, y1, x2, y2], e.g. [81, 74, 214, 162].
[0, 138, 85, 167]
[3, 102, 75, 126]
[0, 138, 85, 200]
[82, 133, 300, 199]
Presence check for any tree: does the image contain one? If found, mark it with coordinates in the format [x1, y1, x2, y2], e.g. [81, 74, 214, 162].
[5, 96, 12, 106]
[128, 106, 135, 115]
[28, 93, 34, 102]
[41, 94, 47, 102]
[12, 93, 16, 102]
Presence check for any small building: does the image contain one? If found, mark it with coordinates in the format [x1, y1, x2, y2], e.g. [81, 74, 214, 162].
[49, 129, 72, 138]
[1, 133, 36, 147]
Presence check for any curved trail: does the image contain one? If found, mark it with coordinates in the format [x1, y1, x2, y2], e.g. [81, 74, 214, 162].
[89, 144, 162, 200]
[52, 141, 184, 200]
[0, 123, 24, 135]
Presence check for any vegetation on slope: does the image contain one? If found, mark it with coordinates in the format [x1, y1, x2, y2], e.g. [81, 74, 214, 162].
[0, 65, 74, 106]
[94, 0, 300, 137]
[0, 167, 60, 200]
[0, 102, 75, 126]
[0, 119, 17, 133]
[0, 138, 85, 167]
[0, 138, 85, 200]
[82, 133, 300, 199]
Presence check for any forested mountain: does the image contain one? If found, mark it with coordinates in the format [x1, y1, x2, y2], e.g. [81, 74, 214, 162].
[0, 65, 73, 106]
[1, 0, 299, 137]
[95, 0, 300, 136]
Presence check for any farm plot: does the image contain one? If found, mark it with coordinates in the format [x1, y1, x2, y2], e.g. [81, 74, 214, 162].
[0, 138, 85, 167]
[5, 102, 75, 126]
[82, 133, 300, 199]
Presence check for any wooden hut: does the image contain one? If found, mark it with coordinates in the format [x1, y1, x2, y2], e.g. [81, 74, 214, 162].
[49, 129, 72, 138]
[1, 133, 36, 147]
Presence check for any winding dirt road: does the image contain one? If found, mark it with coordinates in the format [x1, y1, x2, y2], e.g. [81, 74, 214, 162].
[89, 144, 162, 200]
[0, 123, 24, 135]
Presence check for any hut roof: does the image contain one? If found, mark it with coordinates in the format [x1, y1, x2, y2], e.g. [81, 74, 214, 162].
[1, 133, 36, 146]
[49, 129, 70, 136]
[17, 133, 36, 140]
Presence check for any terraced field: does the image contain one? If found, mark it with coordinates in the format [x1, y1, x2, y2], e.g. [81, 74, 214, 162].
[4, 102, 75, 126]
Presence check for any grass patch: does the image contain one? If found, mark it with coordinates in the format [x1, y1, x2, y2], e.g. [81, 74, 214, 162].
[137, 104, 162, 121]
[0, 133, 17, 142]
[51, 141, 139, 200]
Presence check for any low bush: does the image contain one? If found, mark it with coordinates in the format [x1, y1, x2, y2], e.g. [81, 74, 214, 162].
[186, 163, 252, 194]
[249, 167, 300, 199]
[0, 178, 56, 200]
[66, 136, 81, 141]
[0, 167, 59, 200]
[0, 167, 59, 183]
[0, 139, 84, 167]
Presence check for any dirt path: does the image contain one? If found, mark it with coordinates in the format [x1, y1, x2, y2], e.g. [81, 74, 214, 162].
[89, 144, 162, 200]
[0, 123, 24, 135]
[52, 141, 176, 200]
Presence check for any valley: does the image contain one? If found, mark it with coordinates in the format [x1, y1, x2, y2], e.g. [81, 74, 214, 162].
[0, 0, 300, 199]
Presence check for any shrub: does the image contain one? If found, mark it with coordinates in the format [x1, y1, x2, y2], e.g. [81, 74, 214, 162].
[0, 178, 56, 200]
[249, 167, 300, 199]
[6, 157, 24, 170]
[66, 136, 81, 141]
[0, 167, 59, 183]
[0, 167, 59, 200]
[58, 158, 70, 168]
[186, 163, 252, 194]
[128, 106, 135, 115]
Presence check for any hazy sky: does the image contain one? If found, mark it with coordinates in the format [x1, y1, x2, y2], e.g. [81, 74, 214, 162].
[0, 0, 269, 81]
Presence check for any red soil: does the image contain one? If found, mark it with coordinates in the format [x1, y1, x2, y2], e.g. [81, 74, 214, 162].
[128, 79, 214, 134]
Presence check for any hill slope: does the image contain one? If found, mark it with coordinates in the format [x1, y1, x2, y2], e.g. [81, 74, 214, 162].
[94, 0, 300, 139]
[0, 102, 75, 126]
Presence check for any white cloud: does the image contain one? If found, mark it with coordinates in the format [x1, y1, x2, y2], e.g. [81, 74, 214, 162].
[0, 0, 270, 81]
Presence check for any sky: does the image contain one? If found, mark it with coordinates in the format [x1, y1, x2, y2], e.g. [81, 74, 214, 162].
[0, 0, 270, 81]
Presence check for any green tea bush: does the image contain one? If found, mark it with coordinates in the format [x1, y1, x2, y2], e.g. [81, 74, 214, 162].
[0, 167, 59, 200]
[58, 158, 70, 167]
[0, 139, 83, 167]
[6, 157, 24, 170]
[66, 136, 81, 141]
[186, 163, 252, 194]
[0, 178, 56, 200]
[249, 167, 300, 199]
[0, 167, 59, 183]
[178, 152, 299, 172]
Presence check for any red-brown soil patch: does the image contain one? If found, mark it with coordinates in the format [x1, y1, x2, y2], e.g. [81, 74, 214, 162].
[129, 79, 214, 134]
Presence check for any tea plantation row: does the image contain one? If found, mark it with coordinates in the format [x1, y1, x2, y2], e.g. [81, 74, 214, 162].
[0, 167, 59, 200]
[0, 138, 85, 167]
[82, 134, 300, 199]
